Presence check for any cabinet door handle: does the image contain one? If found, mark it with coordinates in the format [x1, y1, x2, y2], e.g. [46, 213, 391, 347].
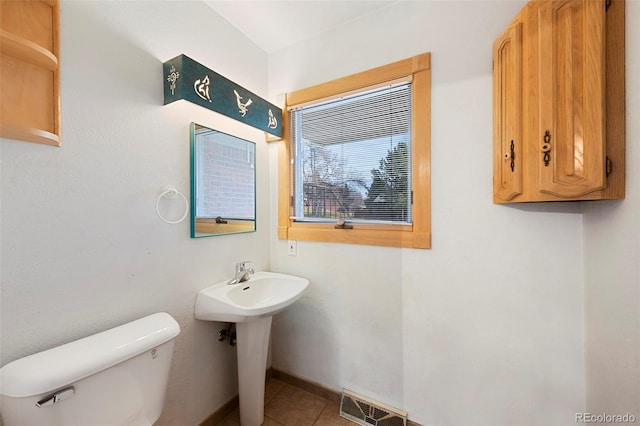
[503, 140, 515, 172]
[542, 130, 552, 166]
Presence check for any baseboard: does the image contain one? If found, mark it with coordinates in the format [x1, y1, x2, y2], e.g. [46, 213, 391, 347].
[199, 367, 423, 426]
[271, 368, 342, 404]
[198, 395, 239, 426]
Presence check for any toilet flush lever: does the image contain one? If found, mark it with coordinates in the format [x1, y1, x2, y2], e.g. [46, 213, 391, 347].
[36, 386, 74, 408]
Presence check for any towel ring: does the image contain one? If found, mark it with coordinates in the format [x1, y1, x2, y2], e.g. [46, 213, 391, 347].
[156, 186, 189, 224]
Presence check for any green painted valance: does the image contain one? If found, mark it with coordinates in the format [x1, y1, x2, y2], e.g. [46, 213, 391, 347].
[163, 54, 282, 137]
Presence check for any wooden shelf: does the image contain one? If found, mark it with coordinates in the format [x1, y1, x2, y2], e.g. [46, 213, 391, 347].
[1, 0, 60, 146]
[1, 30, 58, 71]
[0, 124, 60, 147]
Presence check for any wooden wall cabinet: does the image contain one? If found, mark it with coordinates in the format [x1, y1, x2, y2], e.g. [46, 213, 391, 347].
[0, 0, 60, 146]
[493, 0, 625, 203]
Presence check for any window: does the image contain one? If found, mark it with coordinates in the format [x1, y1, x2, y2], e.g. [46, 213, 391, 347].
[278, 53, 431, 249]
[291, 82, 412, 223]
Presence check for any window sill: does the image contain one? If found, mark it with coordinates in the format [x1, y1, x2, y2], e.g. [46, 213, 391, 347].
[278, 223, 430, 249]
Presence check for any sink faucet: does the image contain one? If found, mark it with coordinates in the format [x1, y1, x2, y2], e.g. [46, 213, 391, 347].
[227, 261, 254, 285]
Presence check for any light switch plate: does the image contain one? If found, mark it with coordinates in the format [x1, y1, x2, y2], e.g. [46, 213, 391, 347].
[287, 240, 297, 256]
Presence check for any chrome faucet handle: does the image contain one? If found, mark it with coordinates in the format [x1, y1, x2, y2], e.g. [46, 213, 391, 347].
[228, 261, 254, 285]
[236, 260, 252, 272]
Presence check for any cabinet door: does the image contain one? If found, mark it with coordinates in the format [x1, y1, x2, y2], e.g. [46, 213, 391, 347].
[493, 21, 523, 202]
[537, 0, 606, 197]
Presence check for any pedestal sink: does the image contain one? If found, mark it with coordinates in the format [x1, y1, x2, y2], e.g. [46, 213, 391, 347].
[194, 271, 309, 426]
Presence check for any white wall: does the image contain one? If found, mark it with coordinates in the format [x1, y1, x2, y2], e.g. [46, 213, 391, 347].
[583, 0, 640, 419]
[0, 2, 270, 424]
[268, 2, 588, 425]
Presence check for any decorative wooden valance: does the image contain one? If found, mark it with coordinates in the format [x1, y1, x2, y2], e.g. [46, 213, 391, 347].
[163, 54, 282, 137]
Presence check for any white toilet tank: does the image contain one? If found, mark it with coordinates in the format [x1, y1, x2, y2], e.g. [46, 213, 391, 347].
[0, 312, 180, 426]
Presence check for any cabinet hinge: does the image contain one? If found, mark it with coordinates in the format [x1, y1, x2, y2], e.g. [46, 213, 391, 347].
[290, 196, 294, 207]
[606, 157, 613, 177]
[605, 0, 611, 11]
[411, 191, 414, 205]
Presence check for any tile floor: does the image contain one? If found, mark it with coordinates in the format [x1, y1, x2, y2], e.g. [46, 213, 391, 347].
[218, 378, 354, 426]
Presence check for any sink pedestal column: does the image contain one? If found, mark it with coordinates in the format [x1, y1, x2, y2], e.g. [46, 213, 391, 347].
[235, 316, 272, 426]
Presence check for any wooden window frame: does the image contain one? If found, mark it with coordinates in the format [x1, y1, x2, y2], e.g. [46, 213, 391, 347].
[277, 53, 431, 249]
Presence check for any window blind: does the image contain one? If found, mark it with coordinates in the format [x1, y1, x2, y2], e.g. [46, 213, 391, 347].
[290, 83, 412, 224]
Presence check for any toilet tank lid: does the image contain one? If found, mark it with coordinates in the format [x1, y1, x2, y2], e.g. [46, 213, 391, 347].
[0, 312, 180, 398]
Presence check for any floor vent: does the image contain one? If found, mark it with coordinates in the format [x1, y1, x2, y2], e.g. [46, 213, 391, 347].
[340, 389, 407, 426]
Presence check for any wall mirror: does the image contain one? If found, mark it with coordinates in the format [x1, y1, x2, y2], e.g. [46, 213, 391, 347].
[190, 123, 256, 238]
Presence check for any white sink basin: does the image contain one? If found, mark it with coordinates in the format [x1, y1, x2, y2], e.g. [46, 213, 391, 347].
[194, 271, 309, 322]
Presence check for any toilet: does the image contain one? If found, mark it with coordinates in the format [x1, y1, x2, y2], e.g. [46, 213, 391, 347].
[0, 312, 180, 426]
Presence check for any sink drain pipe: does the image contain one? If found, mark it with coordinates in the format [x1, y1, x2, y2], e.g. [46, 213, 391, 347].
[218, 323, 237, 346]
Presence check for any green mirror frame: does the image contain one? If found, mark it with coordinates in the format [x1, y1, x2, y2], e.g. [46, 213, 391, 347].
[190, 123, 256, 238]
